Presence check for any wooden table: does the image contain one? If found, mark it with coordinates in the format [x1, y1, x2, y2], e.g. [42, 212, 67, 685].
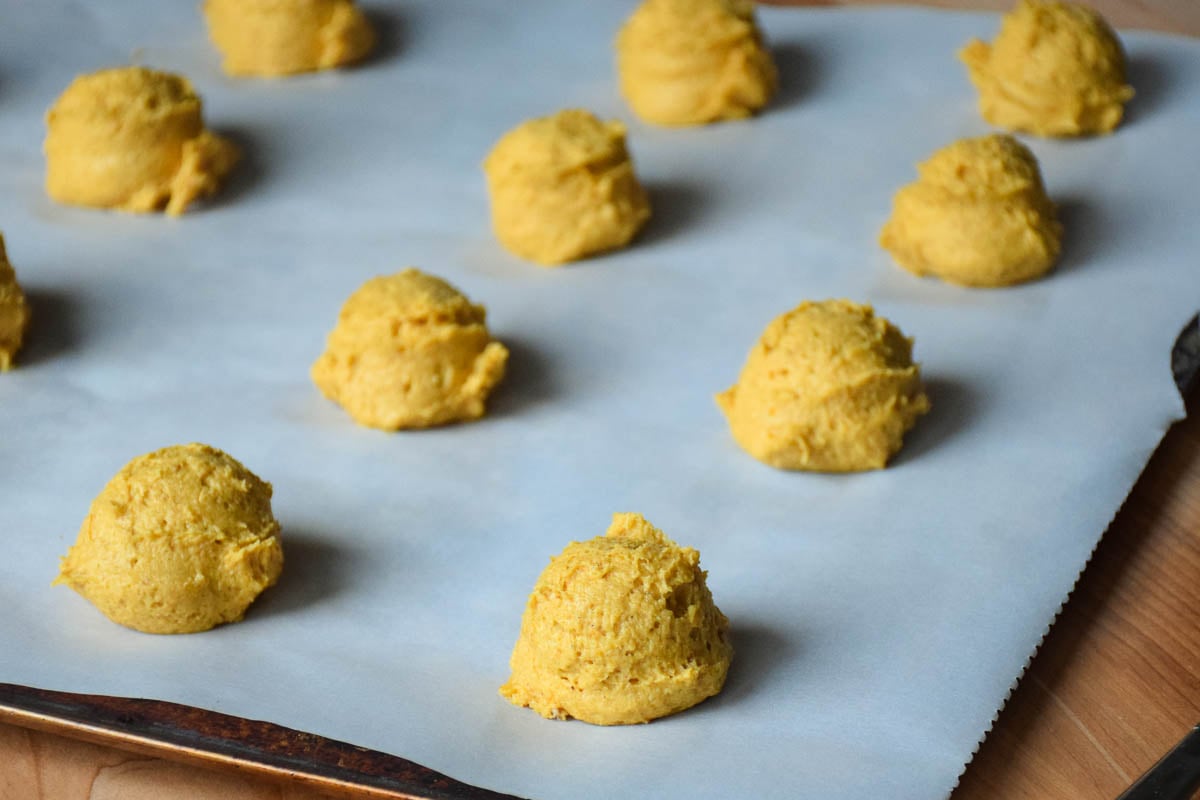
[4, 2, 1198, 798]
[800, 0, 1200, 36]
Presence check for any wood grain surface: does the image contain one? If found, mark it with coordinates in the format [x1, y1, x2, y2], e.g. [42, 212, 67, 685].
[3, 3, 1198, 799]
[766, 0, 1200, 35]
[953, 399, 1200, 798]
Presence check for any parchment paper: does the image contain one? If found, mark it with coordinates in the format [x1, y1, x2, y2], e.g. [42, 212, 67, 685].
[1, 3, 1198, 799]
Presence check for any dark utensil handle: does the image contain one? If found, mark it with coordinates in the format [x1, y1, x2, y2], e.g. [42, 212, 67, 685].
[1115, 724, 1200, 800]
[1172, 313, 1200, 401]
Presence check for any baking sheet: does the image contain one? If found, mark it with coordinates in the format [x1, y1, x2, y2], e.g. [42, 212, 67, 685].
[1, 2, 1198, 799]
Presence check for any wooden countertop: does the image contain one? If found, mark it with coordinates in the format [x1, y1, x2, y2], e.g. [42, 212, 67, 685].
[789, 0, 1200, 36]
[4, 3, 1198, 799]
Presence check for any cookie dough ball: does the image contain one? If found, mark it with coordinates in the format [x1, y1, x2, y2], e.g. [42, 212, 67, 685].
[880, 135, 1062, 287]
[311, 269, 509, 430]
[616, 0, 777, 126]
[203, 0, 375, 77]
[483, 109, 651, 266]
[54, 444, 283, 634]
[45, 67, 240, 216]
[0, 235, 31, 372]
[501, 513, 732, 725]
[960, 0, 1134, 137]
[717, 300, 930, 472]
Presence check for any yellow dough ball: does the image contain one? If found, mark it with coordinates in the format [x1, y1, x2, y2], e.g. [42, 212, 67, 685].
[616, 0, 777, 126]
[203, 0, 375, 77]
[717, 300, 930, 472]
[960, 0, 1134, 137]
[311, 269, 509, 430]
[0, 235, 31, 372]
[44, 67, 240, 216]
[54, 444, 283, 634]
[482, 109, 651, 266]
[879, 134, 1062, 287]
[500, 513, 732, 725]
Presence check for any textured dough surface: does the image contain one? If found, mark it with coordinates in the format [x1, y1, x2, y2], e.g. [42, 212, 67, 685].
[501, 513, 732, 725]
[960, 0, 1134, 136]
[45, 67, 240, 216]
[0, 235, 31, 372]
[55, 443, 283, 634]
[203, 0, 375, 77]
[616, 0, 777, 126]
[717, 299, 930, 471]
[483, 109, 651, 266]
[311, 268, 509, 430]
[880, 134, 1063, 287]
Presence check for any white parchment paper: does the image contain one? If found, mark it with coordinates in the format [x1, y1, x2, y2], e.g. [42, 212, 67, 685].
[1, 3, 1198, 799]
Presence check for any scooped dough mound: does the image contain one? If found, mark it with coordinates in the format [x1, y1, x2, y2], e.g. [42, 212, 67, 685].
[960, 0, 1134, 136]
[501, 513, 732, 725]
[483, 109, 651, 266]
[0, 235, 31, 372]
[879, 134, 1062, 287]
[45, 67, 240, 216]
[311, 269, 509, 430]
[54, 444, 283, 634]
[717, 300, 930, 472]
[203, 0, 375, 77]
[616, 0, 777, 126]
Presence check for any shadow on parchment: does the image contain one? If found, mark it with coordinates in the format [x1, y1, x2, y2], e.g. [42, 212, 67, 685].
[251, 530, 360, 620]
[486, 335, 557, 419]
[204, 127, 267, 210]
[17, 288, 78, 367]
[701, 622, 798, 710]
[1123, 52, 1174, 128]
[362, 7, 406, 66]
[893, 376, 979, 466]
[771, 41, 823, 111]
[637, 180, 711, 250]
[1053, 196, 1113, 278]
